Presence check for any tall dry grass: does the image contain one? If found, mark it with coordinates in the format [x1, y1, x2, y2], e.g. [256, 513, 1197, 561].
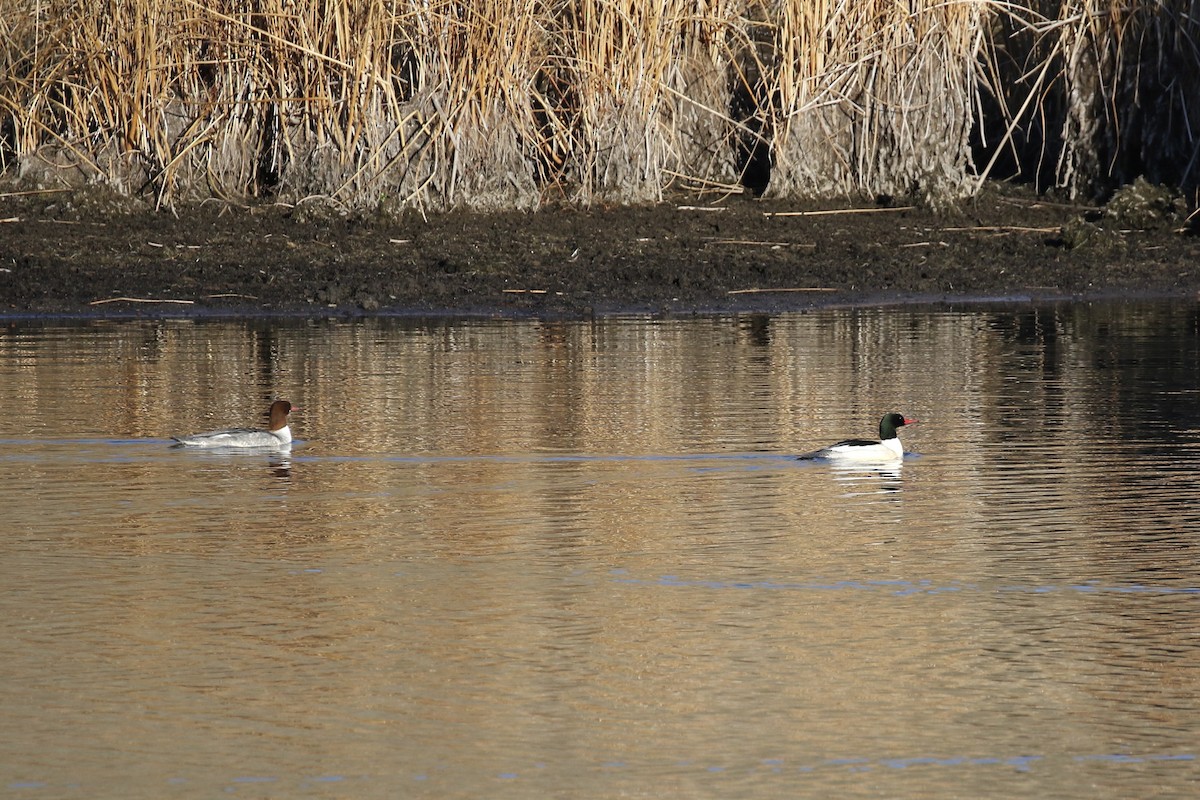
[1054, 0, 1200, 196]
[744, 0, 988, 200]
[1, 1, 1196, 209]
[975, 0, 1200, 198]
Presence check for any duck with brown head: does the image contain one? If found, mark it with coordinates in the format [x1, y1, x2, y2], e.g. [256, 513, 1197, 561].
[172, 400, 295, 449]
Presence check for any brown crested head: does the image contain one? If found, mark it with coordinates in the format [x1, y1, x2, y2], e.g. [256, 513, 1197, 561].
[267, 400, 294, 431]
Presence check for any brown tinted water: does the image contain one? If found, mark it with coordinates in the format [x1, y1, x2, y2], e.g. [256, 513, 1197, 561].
[3, 303, 1200, 798]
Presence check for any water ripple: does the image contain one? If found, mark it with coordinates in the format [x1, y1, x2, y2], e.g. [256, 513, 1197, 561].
[610, 572, 1200, 596]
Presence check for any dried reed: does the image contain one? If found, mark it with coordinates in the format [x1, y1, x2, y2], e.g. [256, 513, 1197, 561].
[975, 0, 1200, 198]
[1, 1, 1196, 209]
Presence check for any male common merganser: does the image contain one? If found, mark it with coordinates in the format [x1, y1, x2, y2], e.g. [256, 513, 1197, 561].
[172, 400, 294, 449]
[800, 412, 917, 462]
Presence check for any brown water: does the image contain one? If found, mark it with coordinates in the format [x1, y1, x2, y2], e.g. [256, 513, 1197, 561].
[3, 303, 1200, 798]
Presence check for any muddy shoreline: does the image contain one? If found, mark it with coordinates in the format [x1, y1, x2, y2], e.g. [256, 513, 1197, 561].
[2, 184, 1198, 318]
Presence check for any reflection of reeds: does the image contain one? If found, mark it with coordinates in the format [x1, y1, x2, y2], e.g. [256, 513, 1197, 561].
[1, 2, 1197, 209]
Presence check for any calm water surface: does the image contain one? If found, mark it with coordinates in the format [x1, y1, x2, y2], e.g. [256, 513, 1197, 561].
[3, 303, 1200, 798]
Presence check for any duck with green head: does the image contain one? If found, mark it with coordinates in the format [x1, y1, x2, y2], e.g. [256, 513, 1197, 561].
[801, 412, 917, 462]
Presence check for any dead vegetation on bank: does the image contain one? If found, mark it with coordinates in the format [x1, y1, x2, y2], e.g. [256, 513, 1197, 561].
[1, 1, 1198, 211]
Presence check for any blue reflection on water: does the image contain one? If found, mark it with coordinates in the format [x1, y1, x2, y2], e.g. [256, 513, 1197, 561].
[611, 572, 1200, 596]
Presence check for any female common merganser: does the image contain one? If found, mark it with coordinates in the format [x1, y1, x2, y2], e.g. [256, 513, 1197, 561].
[800, 412, 917, 462]
[172, 400, 294, 449]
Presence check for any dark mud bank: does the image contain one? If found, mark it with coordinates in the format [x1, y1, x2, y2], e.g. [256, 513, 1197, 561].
[2, 184, 1198, 318]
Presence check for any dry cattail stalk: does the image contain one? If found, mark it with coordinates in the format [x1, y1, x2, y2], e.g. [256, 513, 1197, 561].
[1, 1, 1196, 209]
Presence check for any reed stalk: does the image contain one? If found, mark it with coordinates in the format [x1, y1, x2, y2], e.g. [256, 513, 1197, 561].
[975, 0, 1200, 198]
[1, 0, 1196, 209]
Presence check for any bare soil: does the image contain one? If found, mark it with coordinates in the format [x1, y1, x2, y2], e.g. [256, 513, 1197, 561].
[2, 184, 1198, 318]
